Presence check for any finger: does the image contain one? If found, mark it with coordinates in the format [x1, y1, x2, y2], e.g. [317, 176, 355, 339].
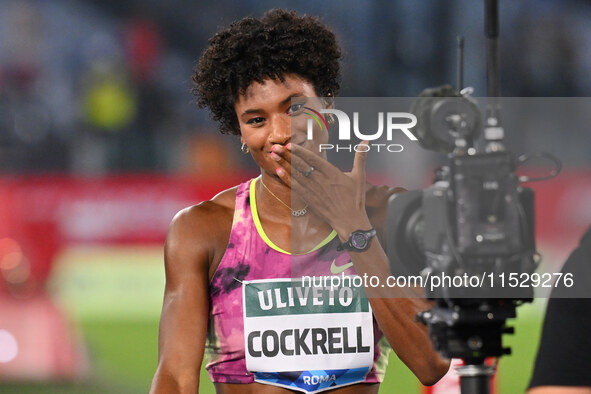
[291, 153, 317, 178]
[287, 171, 321, 216]
[285, 165, 324, 192]
[270, 145, 293, 177]
[281, 165, 311, 205]
[352, 140, 369, 177]
[275, 144, 323, 189]
[273, 144, 310, 176]
[287, 171, 306, 198]
[287, 143, 339, 175]
[275, 166, 292, 189]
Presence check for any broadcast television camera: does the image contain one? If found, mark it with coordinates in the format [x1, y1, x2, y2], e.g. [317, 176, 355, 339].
[385, 1, 560, 392]
[386, 86, 537, 363]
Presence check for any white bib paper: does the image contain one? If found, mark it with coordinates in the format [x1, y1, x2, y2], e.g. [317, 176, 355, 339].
[243, 278, 374, 393]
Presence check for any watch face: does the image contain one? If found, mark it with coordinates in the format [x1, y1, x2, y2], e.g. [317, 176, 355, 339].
[351, 232, 368, 249]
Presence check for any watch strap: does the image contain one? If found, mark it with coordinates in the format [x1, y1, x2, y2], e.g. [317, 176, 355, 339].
[337, 228, 377, 252]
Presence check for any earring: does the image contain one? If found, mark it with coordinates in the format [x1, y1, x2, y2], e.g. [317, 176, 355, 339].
[241, 143, 250, 154]
[326, 114, 336, 125]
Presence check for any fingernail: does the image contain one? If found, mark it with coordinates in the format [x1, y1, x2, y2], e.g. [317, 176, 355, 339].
[286, 143, 292, 150]
[270, 152, 281, 161]
[276, 168, 285, 176]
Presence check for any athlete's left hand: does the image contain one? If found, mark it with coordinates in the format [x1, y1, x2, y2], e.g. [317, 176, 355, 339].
[272, 141, 372, 237]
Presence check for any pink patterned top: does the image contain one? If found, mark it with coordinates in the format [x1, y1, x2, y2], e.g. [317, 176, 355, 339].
[205, 178, 391, 393]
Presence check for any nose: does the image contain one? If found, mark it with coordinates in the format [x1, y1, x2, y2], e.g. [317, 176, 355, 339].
[268, 113, 291, 146]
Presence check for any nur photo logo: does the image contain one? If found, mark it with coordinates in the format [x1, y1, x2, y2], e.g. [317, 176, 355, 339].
[303, 106, 418, 153]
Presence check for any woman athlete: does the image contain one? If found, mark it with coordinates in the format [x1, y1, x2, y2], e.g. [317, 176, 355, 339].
[150, 9, 449, 394]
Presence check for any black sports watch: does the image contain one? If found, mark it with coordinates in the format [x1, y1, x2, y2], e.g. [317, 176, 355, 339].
[337, 228, 377, 252]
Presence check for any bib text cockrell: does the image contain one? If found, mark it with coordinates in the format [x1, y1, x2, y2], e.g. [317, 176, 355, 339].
[247, 326, 371, 357]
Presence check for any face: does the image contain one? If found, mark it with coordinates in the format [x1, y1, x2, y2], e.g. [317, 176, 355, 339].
[234, 74, 329, 176]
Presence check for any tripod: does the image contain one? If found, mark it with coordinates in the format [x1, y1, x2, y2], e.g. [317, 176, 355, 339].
[418, 300, 520, 394]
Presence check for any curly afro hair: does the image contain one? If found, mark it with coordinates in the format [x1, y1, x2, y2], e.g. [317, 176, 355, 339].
[192, 9, 342, 135]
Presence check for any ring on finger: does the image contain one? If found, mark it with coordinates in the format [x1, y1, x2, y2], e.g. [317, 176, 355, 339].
[304, 166, 315, 177]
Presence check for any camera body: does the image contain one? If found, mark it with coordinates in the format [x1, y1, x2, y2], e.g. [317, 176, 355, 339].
[423, 151, 536, 299]
[386, 91, 537, 362]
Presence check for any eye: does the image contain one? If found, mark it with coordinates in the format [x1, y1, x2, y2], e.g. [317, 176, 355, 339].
[246, 117, 265, 125]
[288, 103, 305, 115]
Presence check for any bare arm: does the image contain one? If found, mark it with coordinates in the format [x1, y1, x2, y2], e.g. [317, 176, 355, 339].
[331, 211, 449, 386]
[150, 205, 216, 393]
[361, 184, 449, 385]
[273, 142, 450, 386]
[344, 241, 449, 385]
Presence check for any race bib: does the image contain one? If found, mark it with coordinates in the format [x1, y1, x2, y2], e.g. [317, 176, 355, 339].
[243, 278, 374, 393]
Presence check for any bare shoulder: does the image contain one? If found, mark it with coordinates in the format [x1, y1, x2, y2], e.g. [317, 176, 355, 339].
[165, 185, 238, 279]
[168, 186, 237, 241]
[176, 186, 237, 224]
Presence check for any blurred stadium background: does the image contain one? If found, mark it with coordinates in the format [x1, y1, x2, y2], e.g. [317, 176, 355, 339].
[1, 0, 590, 393]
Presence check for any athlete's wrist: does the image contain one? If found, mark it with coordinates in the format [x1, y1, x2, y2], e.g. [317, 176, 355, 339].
[337, 228, 377, 253]
[333, 215, 373, 243]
